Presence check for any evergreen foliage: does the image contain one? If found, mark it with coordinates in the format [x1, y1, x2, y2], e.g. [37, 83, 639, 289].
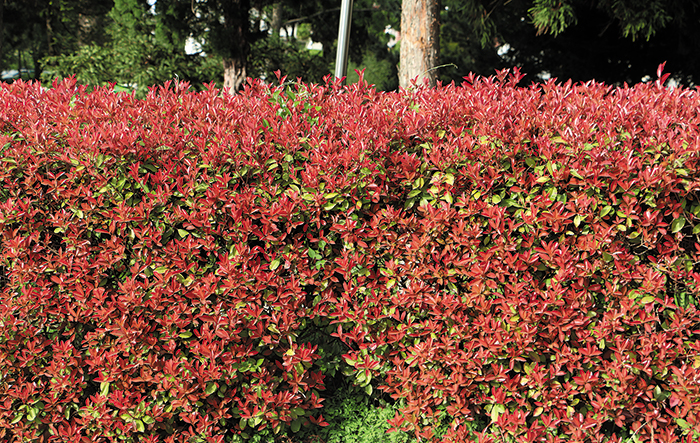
[3, 0, 699, 90]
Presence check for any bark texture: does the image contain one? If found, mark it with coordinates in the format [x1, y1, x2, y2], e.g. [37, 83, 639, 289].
[223, 57, 247, 92]
[221, 0, 252, 93]
[271, 2, 283, 37]
[399, 0, 440, 88]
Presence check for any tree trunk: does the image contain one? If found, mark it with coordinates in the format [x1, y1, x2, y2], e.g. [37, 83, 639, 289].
[221, 0, 252, 93]
[271, 2, 282, 38]
[46, 16, 54, 57]
[77, 13, 98, 48]
[223, 57, 247, 91]
[399, 0, 440, 88]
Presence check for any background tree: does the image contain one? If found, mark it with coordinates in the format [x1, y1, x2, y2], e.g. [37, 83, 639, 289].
[252, 0, 401, 90]
[5, 0, 700, 91]
[436, 0, 700, 86]
[398, 0, 440, 88]
[39, 0, 222, 95]
[1, 0, 111, 80]
[36, 0, 399, 92]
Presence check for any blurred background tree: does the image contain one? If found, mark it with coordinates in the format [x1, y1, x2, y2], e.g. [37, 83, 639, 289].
[436, 0, 700, 87]
[1, 0, 698, 92]
[0, 0, 112, 80]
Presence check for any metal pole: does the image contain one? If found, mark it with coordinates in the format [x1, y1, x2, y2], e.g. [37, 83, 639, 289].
[334, 0, 354, 82]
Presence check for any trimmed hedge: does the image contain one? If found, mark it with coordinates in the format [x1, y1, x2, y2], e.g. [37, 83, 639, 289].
[2, 69, 700, 442]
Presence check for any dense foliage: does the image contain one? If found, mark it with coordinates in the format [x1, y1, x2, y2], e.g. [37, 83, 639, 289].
[2, 69, 700, 442]
[4, 0, 700, 92]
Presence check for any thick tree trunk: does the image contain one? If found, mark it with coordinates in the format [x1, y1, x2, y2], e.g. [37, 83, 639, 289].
[221, 0, 252, 93]
[77, 13, 98, 47]
[399, 0, 440, 88]
[271, 2, 282, 38]
[223, 57, 247, 91]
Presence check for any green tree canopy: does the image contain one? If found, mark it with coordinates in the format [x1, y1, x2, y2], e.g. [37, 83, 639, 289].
[2, 0, 699, 91]
[437, 0, 700, 86]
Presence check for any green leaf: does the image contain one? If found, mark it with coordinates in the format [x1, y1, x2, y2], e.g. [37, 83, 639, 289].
[179, 331, 193, 339]
[239, 417, 247, 430]
[177, 229, 189, 238]
[135, 419, 145, 432]
[523, 362, 535, 374]
[546, 160, 554, 175]
[11, 413, 23, 425]
[26, 407, 37, 422]
[205, 382, 218, 396]
[407, 189, 422, 198]
[640, 296, 655, 304]
[671, 217, 686, 233]
[573, 214, 582, 227]
[291, 418, 302, 433]
[100, 382, 110, 397]
[364, 384, 373, 395]
[491, 194, 502, 204]
[600, 206, 613, 218]
[444, 173, 455, 185]
[142, 415, 155, 425]
[570, 169, 584, 180]
[653, 385, 669, 401]
[270, 258, 281, 271]
[359, 372, 372, 386]
[490, 404, 505, 423]
[549, 187, 558, 201]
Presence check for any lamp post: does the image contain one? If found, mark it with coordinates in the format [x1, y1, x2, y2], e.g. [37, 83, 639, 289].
[334, 0, 354, 83]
